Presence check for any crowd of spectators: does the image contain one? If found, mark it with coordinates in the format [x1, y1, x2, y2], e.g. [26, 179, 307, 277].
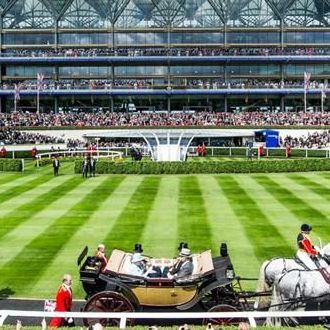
[282, 130, 330, 148]
[0, 127, 65, 145]
[1, 78, 324, 91]
[2, 111, 330, 128]
[3, 47, 330, 57]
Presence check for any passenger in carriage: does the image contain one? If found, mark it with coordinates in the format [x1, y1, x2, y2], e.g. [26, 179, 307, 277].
[130, 243, 162, 278]
[296, 223, 321, 270]
[95, 244, 108, 272]
[167, 248, 193, 279]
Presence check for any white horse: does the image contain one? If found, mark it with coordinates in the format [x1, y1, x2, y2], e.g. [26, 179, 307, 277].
[267, 264, 330, 326]
[254, 242, 330, 310]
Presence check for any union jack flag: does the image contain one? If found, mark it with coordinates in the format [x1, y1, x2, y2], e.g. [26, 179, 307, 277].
[304, 72, 311, 90]
[37, 73, 44, 90]
[14, 83, 21, 101]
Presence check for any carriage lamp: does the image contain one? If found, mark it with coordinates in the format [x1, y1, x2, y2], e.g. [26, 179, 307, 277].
[226, 264, 235, 279]
[220, 243, 228, 257]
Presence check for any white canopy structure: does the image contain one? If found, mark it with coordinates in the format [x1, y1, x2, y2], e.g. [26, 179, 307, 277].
[84, 129, 254, 162]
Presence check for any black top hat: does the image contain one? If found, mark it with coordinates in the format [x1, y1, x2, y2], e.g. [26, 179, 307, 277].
[134, 243, 143, 253]
[178, 242, 188, 251]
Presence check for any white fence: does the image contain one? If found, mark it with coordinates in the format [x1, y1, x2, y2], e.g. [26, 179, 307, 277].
[1, 310, 330, 328]
[35, 149, 123, 167]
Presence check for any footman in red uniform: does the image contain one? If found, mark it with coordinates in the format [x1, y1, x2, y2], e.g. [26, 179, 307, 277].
[49, 274, 73, 328]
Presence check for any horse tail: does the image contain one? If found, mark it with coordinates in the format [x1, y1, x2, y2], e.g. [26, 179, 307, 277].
[254, 260, 271, 310]
[266, 283, 283, 326]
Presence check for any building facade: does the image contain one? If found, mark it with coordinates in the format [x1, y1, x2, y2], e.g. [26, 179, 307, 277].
[0, 0, 330, 112]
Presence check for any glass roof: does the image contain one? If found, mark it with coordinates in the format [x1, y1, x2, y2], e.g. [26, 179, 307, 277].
[0, 0, 329, 28]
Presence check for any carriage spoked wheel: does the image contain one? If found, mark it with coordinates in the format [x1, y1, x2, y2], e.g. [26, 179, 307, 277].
[83, 291, 135, 327]
[203, 304, 245, 326]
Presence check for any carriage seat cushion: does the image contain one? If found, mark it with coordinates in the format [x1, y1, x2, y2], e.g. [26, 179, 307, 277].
[105, 249, 131, 273]
[192, 250, 214, 276]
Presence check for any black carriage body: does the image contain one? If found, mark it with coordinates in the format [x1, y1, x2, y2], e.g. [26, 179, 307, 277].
[78, 245, 237, 312]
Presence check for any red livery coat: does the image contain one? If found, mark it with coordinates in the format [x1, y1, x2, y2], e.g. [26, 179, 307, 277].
[49, 285, 72, 328]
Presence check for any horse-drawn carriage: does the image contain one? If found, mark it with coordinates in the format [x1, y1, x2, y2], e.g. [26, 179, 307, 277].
[78, 242, 330, 327]
[78, 243, 255, 326]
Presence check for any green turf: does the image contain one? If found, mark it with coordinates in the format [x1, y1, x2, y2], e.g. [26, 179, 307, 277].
[1, 165, 330, 299]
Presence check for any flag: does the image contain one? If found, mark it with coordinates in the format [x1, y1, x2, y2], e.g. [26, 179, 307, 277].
[37, 73, 44, 91]
[304, 72, 311, 90]
[14, 83, 21, 101]
[44, 299, 56, 312]
[321, 83, 327, 99]
[90, 80, 96, 89]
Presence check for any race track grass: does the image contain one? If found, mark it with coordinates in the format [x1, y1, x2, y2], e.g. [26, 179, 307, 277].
[1, 163, 330, 299]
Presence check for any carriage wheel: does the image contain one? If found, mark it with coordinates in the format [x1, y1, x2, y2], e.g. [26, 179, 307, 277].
[199, 286, 237, 311]
[83, 291, 135, 327]
[203, 304, 244, 326]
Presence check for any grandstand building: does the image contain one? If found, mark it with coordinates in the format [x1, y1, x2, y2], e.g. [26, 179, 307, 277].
[0, 0, 330, 113]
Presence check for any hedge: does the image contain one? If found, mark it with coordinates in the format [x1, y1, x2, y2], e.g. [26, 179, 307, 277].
[0, 158, 23, 171]
[38, 157, 78, 166]
[74, 158, 330, 174]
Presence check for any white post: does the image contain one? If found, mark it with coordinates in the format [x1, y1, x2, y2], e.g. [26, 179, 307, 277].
[304, 88, 307, 113]
[14, 97, 17, 112]
[21, 159, 24, 172]
[96, 138, 100, 157]
[321, 90, 324, 114]
[119, 316, 127, 329]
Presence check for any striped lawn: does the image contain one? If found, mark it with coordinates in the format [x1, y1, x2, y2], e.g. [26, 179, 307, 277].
[1, 168, 330, 298]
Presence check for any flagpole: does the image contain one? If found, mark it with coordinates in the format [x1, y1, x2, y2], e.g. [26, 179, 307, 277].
[321, 90, 324, 114]
[304, 87, 307, 113]
[37, 87, 40, 114]
[14, 95, 17, 112]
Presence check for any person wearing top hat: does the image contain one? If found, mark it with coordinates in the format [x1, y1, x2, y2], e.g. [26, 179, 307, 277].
[296, 223, 320, 270]
[167, 248, 193, 279]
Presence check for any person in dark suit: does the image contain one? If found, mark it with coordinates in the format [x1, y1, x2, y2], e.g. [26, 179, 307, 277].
[52, 156, 60, 176]
[167, 248, 193, 279]
[82, 157, 90, 178]
[90, 157, 96, 177]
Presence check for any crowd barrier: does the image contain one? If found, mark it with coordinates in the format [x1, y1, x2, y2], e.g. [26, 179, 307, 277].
[35, 149, 123, 167]
[1, 310, 330, 328]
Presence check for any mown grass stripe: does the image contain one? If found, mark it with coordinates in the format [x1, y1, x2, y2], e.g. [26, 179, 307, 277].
[0, 175, 83, 240]
[104, 176, 161, 252]
[31, 175, 143, 298]
[317, 172, 330, 180]
[0, 174, 55, 205]
[0, 175, 124, 296]
[178, 176, 212, 252]
[217, 175, 293, 260]
[238, 175, 300, 251]
[0, 173, 19, 185]
[287, 173, 330, 203]
[254, 175, 330, 240]
[0, 176, 112, 270]
[141, 176, 179, 258]
[198, 175, 259, 280]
